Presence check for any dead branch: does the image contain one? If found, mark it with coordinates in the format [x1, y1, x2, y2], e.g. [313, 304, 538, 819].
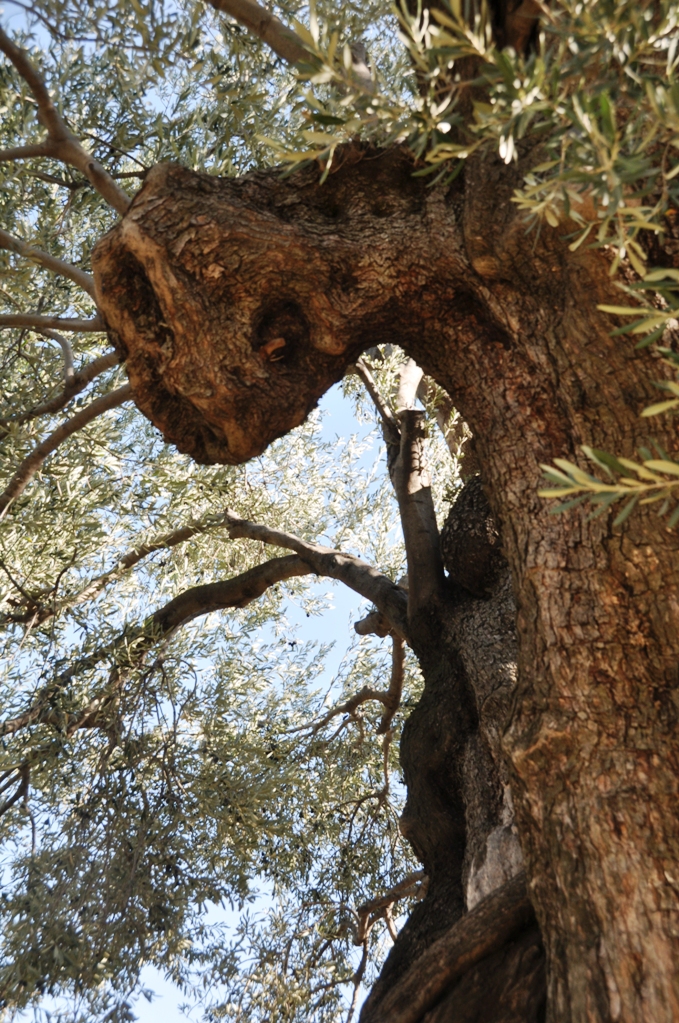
[0, 313, 103, 331]
[224, 511, 409, 640]
[353, 870, 428, 945]
[354, 609, 392, 637]
[0, 228, 96, 298]
[3, 350, 120, 425]
[0, 554, 311, 739]
[359, 872, 534, 1023]
[0, 383, 132, 518]
[0, 26, 131, 215]
[206, 0, 309, 65]
[377, 636, 405, 735]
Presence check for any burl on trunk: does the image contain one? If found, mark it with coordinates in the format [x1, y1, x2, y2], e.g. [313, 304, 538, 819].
[92, 144, 679, 1023]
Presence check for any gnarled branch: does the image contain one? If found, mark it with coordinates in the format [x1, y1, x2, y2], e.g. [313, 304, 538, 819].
[0, 383, 132, 517]
[0, 25, 131, 215]
[224, 510, 409, 640]
[0, 228, 96, 298]
[359, 872, 534, 1023]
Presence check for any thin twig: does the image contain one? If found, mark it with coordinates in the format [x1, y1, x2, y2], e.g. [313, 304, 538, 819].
[5, 510, 240, 625]
[354, 358, 400, 434]
[0, 383, 132, 518]
[0, 555, 311, 738]
[346, 939, 369, 1023]
[0, 26, 131, 215]
[0, 227, 96, 297]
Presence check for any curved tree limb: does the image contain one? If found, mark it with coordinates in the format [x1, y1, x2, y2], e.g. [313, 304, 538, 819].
[359, 872, 534, 1023]
[224, 510, 409, 640]
[0, 313, 104, 331]
[0, 383, 132, 518]
[0, 228, 96, 298]
[0, 554, 311, 740]
[205, 0, 309, 65]
[39, 328, 74, 382]
[0, 25, 131, 215]
[2, 350, 120, 426]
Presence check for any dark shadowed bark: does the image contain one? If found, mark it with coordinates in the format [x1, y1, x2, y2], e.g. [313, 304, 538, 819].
[91, 139, 679, 1022]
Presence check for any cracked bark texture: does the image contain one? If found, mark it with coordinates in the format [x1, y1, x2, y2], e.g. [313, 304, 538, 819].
[92, 143, 679, 1023]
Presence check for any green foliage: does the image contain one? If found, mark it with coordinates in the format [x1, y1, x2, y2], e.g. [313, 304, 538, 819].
[2, 0, 679, 1017]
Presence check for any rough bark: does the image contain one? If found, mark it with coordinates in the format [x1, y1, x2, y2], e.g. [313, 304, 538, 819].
[91, 143, 679, 1022]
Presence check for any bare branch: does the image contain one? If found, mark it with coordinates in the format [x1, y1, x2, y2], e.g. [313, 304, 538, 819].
[390, 408, 444, 616]
[72, 513, 235, 606]
[205, 0, 309, 65]
[0, 555, 310, 738]
[0, 383, 132, 518]
[0, 25, 131, 215]
[360, 872, 533, 1023]
[346, 939, 369, 1023]
[355, 359, 444, 616]
[0, 142, 54, 161]
[0, 313, 103, 331]
[377, 636, 405, 735]
[0, 227, 96, 297]
[40, 328, 74, 382]
[224, 511, 409, 640]
[3, 350, 120, 425]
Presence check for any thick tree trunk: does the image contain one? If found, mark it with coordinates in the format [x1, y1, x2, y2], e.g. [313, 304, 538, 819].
[92, 144, 679, 1022]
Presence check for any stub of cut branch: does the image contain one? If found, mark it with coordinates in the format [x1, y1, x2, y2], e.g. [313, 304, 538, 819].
[0, 26, 131, 216]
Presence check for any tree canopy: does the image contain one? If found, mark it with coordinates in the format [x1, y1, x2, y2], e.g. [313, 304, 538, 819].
[1, 2, 678, 1022]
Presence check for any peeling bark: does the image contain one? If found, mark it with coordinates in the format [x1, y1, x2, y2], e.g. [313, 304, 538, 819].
[92, 143, 679, 1022]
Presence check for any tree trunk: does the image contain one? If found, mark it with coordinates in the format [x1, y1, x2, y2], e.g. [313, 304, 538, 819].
[92, 143, 679, 1022]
